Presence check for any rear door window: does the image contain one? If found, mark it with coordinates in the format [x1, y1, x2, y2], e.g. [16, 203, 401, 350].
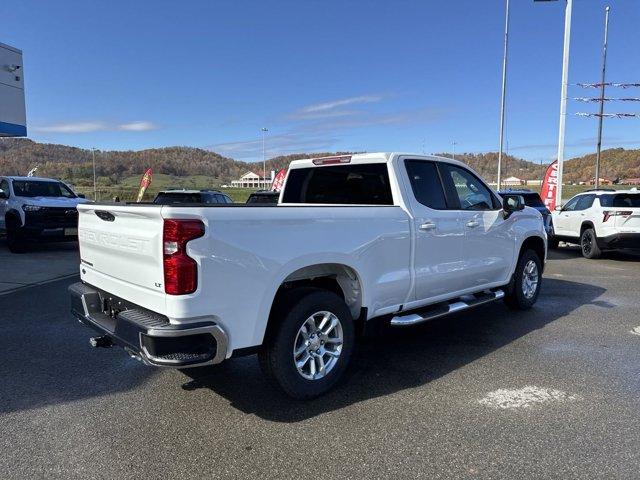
[575, 194, 596, 211]
[282, 163, 393, 205]
[404, 160, 447, 209]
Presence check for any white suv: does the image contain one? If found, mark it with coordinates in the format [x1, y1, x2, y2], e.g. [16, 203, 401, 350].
[550, 188, 640, 258]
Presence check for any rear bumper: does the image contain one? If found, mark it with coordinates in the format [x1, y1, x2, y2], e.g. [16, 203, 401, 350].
[596, 233, 640, 250]
[69, 282, 228, 368]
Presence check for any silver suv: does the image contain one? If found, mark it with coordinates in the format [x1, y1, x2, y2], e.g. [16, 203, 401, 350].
[0, 176, 87, 253]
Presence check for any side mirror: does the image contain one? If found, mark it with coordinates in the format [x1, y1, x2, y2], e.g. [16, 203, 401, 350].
[502, 194, 525, 219]
[554, 205, 563, 212]
[77, 193, 86, 199]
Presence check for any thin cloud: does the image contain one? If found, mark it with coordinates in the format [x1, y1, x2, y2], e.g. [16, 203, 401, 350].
[288, 94, 385, 120]
[117, 121, 158, 131]
[511, 137, 640, 151]
[32, 120, 159, 134]
[302, 95, 384, 113]
[33, 122, 108, 133]
[296, 107, 444, 133]
[209, 133, 339, 160]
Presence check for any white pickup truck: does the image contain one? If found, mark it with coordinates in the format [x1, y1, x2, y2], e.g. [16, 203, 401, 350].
[70, 153, 546, 398]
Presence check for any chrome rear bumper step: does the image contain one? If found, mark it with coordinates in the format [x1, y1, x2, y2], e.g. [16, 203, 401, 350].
[390, 289, 505, 327]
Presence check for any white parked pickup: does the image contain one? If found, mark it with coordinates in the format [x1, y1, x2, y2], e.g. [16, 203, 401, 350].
[70, 153, 547, 398]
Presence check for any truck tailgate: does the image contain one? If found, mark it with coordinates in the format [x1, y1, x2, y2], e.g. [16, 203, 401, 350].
[77, 204, 165, 304]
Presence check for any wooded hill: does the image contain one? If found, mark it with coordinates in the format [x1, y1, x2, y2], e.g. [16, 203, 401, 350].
[1, 138, 638, 185]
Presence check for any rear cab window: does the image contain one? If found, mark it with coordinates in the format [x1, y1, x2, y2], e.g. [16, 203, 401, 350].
[282, 163, 393, 205]
[600, 193, 640, 208]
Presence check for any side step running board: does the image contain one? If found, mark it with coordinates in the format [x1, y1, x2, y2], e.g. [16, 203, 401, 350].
[390, 289, 505, 327]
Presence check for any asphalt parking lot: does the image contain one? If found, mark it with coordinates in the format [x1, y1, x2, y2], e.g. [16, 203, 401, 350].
[1, 243, 639, 479]
[0, 238, 78, 294]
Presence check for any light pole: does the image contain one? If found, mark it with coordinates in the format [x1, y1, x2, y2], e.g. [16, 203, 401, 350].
[536, 0, 573, 206]
[91, 148, 97, 201]
[452, 141, 457, 160]
[595, 6, 610, 189]
[497, 0, 511, 190]
[261, 127, 268, 189]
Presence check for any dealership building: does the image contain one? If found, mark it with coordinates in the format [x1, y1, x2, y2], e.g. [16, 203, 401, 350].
[1, 42, 26, 137]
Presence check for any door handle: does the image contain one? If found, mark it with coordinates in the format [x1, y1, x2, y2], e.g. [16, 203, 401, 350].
[466, 220, 480, 228]
[419, 222, 436, 231]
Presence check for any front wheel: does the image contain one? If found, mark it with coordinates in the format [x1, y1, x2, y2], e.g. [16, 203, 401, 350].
[504, 249, 542, 310]
[6, 217, 27, 254]
[258, 288, 355, 399]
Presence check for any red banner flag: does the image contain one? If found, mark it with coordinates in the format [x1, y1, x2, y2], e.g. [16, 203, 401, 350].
[271, 169, 287, 191]
[540, 161, 558, 211]
[136, 168, 153, 202]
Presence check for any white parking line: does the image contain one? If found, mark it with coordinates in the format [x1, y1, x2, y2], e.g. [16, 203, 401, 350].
[478, 386, 578, 409]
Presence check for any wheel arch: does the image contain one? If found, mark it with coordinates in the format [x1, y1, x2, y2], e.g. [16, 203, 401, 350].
[519, 235, 546, 270]
[258, 262, 364, 346]
[5, 209, 23, 227]
[580, 221, 595, 235]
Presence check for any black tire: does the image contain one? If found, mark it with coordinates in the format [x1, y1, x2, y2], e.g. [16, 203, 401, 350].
[258, 288, 355, 399]
[504, 249, 542, 310]
[6, 216, 27, 254]
[580, 228, 601, 259]
[548, 236, 560, 250]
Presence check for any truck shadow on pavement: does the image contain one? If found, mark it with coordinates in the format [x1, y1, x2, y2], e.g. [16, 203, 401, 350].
[0, 277, 154, 415]
[181, 277, 605, 422]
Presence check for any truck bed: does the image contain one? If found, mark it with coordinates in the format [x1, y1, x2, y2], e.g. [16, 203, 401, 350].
[77, 202, 412, 352]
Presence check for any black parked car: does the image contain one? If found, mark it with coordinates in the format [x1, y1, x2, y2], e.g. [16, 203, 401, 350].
[498, 189, 552, 235]
[153, 189, 233, 205]
[246, 190, 279, 204]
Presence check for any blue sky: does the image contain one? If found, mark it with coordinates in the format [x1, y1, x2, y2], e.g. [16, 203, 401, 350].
[4, 0, 639, 163]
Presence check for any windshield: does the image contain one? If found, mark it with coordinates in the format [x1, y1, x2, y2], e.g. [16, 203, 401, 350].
[12, 180, 76, 198]
[153, 192, 203, 204]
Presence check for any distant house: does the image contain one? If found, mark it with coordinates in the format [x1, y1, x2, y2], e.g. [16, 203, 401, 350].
[502, 176, 525, 187]
[231, 171, 273, 189]
[588, 177, 612, 186]
[620, 178, 640, 185]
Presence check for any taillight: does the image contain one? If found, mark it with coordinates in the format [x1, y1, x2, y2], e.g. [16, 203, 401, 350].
[163, 219, 205, 295]
[603, 210, 632, 222]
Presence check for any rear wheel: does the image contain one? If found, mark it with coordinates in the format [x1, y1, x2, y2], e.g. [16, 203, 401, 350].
[504, 249, 542, 310]
[258, 288, 355, 399]
[581, 228, 601, 259]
